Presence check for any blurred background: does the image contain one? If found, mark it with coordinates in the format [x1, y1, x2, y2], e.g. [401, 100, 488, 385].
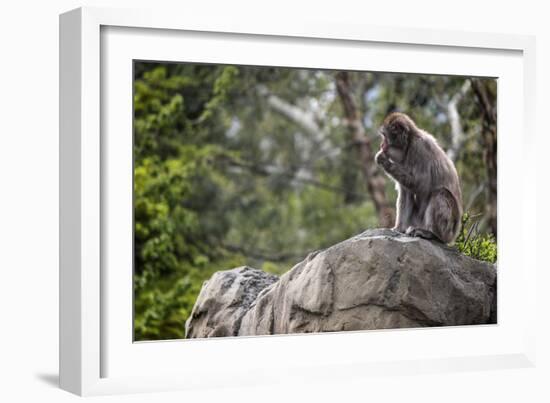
[133, 62, 497, 341]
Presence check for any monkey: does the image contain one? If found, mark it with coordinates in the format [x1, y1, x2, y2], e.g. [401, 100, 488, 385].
[375, 112, 463, 244]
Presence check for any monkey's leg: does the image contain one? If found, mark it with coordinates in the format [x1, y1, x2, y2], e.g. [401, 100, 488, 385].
[423, 189, 459, 244]
[394, 189, 415, 232]
[405, 226, 445, 243]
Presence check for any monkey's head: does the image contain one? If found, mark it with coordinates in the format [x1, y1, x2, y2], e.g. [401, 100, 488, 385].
[379, 112, 416, 162]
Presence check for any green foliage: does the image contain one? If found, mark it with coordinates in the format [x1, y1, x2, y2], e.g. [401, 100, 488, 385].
[133, 64, 244, 340]
[455, 213, 497, 264]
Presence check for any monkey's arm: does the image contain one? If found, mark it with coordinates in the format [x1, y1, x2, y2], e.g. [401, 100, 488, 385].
[375, 150, 416, 190]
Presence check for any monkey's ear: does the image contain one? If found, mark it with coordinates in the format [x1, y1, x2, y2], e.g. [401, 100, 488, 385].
[401, 121, 411, 135]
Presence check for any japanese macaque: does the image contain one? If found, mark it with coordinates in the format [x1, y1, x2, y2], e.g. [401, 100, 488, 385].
[375, 112, 462, 244]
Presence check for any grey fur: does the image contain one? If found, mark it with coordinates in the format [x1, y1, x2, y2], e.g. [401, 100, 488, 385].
[375, 113, 463, 244]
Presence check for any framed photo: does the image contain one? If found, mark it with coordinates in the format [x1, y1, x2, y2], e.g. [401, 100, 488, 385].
[60, 7, 537, 396]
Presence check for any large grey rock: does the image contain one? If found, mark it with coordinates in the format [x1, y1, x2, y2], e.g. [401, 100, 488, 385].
[186, 229, 497, 338]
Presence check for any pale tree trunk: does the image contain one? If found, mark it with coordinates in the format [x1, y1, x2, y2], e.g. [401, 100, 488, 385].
[335, 71, 395, 228]
[471, 78, 497, 237]
[258, 86, 324, 138]
[446, 80, 471, 162]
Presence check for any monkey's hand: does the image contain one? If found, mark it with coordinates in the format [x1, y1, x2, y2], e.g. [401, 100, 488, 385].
[376, 154, 416, 190]
[375, 149, 391, 170]
[380, 136, 389, 152]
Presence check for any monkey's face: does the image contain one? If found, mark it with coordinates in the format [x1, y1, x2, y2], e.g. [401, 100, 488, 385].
[379, 117, 410, 163]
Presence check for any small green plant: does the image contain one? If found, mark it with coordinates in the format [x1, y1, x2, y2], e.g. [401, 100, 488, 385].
[455, 213, 497, 264]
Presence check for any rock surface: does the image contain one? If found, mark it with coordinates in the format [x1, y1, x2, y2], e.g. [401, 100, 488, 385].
[185, 266, 278, 338]
[185, 229, 497, 338]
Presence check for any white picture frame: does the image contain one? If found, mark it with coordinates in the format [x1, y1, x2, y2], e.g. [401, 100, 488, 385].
[60, 6, 537, 396]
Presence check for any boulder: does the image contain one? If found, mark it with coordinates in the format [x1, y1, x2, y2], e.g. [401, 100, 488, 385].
[186, 229, 497, 338]
[185, 266, 278, 338]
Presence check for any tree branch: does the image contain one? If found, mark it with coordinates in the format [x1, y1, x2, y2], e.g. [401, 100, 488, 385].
[257, 85, 325, 138]
[335, 71, 395, 227]
[446, 80, 471, 162]
[218, 154, 366, 199]
[470, 78, 497, 236]
[466, 183, 486, 212]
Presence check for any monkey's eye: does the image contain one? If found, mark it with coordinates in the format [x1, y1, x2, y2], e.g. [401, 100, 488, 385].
[390, 123, 402, 133]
